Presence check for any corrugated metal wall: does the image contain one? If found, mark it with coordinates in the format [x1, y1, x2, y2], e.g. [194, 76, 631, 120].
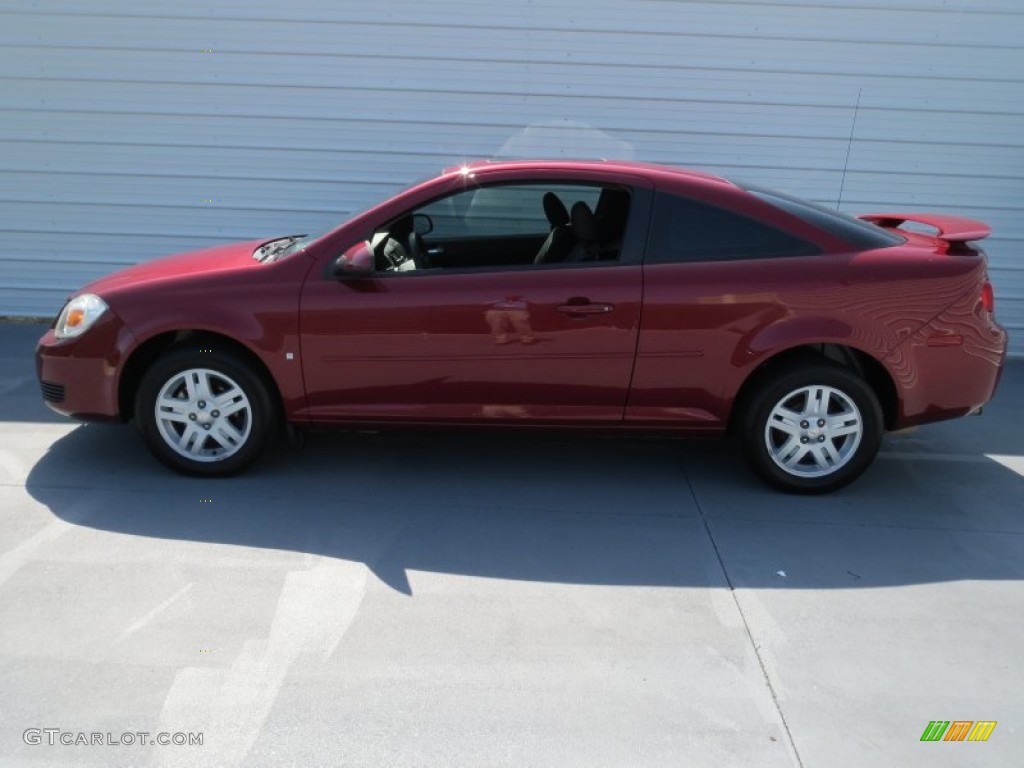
[2, 0, 1022, 352]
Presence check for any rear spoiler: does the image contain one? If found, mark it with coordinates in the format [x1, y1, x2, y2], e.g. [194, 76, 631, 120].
[858, 212, 990, 243]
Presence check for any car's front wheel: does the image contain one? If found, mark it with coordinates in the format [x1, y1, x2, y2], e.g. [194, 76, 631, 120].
[741, 363, 883, 493]
[135, 345, 277, 476]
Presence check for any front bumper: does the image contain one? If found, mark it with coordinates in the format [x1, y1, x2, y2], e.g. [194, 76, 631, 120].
[35, 311, 137, 421]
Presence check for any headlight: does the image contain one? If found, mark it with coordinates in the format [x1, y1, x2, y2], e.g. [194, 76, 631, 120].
[55, 294, 109, 339]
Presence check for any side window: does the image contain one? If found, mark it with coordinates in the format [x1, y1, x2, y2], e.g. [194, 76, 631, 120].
[370, 182, 633, 273]
[746, 186, 904, 249]
[647, 192, 820, 264]
[421, 184, 603, 239]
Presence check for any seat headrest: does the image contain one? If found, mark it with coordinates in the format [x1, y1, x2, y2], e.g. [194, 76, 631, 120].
[542, 192, 570, 228]
[595, 188, 631, 238]
[570, 201, 599, 243]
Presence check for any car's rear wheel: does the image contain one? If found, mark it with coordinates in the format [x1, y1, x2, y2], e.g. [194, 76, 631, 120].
[741, 363, 883, 493]
[135, 345, 276, 476]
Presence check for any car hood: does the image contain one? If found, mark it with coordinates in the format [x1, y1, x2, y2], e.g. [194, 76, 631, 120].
[81, 239, 269, 296]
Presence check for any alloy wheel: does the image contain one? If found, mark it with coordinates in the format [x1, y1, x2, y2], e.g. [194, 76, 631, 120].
[763, 384, 863, 478]
[154, 368, 252, 462]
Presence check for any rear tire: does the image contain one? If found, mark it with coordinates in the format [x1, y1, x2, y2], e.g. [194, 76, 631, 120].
[135, 344, 277, 476]
[740, 363, 883, 494]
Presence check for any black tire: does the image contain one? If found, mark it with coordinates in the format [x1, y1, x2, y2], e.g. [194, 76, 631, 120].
[134, 344, 277, 476]
[740, 362, 883, 494]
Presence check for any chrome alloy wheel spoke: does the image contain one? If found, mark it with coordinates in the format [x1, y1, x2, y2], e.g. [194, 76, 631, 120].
[768, 404, 803, 437]
[156, 396, 191, 423]
[178, 423, 206, 456]
[214, 387, 248, 417]
[212, 419, 245, 448]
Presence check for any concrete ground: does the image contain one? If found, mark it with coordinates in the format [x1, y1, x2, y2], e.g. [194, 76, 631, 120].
[0, 321, 1021, 768]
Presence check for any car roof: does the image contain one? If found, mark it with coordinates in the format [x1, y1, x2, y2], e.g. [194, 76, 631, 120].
[441, 158, 738, 190]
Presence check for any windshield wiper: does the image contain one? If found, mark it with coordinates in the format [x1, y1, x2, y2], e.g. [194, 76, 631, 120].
[252, 235, 306, 263]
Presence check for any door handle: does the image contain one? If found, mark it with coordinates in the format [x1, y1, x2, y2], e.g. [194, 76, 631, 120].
[426, 247, 445, 256]
[556, 302, 614, 316]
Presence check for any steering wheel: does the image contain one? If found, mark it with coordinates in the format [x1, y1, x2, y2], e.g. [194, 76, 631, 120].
[408, 231, 432, 270]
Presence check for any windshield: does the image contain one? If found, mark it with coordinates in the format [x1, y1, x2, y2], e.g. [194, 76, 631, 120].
[265, 180, 431, 261]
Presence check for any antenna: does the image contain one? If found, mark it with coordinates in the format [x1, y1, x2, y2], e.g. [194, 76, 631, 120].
[837, 88, 862, 210]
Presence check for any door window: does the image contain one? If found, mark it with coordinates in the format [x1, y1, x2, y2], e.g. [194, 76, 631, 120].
[424, 184, 601, 239]
[370, 182, 632, 272]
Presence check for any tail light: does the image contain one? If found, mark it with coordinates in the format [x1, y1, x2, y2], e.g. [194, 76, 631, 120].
[980, 279, 995, 314]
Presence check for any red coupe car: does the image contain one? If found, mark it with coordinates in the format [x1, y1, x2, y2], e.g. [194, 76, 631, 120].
[36, 160, 1007, 492]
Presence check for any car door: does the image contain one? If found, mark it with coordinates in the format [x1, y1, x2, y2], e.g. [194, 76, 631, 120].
[299, 180, 652, 424]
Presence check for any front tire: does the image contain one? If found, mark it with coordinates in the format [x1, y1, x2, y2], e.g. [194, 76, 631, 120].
[741, 363, 883, 494]
[135, 345, 277, 476]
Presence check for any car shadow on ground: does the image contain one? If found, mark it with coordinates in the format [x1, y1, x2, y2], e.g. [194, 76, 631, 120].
[23, 414, 1024, 595]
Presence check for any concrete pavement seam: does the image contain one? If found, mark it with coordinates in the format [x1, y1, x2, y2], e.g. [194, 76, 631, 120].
[680, 455, 806, 768]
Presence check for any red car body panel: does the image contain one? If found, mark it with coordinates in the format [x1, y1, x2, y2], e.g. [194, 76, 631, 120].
[36, 160, 1007, 437]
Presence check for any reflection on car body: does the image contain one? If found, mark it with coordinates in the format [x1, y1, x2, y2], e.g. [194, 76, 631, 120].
[485, 297, 535, 346]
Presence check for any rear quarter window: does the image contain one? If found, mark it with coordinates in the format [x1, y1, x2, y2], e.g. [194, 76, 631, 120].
[747, 186, 905, 249]
[646, 192, 820, 264]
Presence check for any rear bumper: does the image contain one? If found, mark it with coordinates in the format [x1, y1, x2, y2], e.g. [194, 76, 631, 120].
[886, 313, 1007, 428]
[35, 312, 137, 421]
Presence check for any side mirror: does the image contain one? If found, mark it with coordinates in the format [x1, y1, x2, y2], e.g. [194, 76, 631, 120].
[334, 241, 375, 277]
[412, 213, 433, 236]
